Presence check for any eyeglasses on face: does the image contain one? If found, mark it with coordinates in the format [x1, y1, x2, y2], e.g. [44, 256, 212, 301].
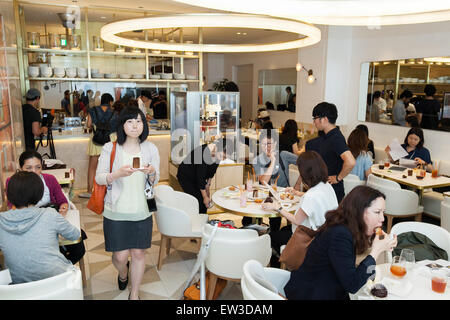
[312, 116, 322, 121]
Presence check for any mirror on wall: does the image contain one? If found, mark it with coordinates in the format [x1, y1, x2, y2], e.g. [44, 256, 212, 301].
[360, 56, 450, 132]
[258, 68, 296, 113]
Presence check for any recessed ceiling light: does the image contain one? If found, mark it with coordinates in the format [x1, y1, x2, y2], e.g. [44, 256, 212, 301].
[242, 32, 247, 35]
[101, 16, 106, 19]
[236, 32, 241, 35]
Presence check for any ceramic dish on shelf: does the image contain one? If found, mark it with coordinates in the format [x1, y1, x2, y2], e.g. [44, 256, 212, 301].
[173, 73, 186, 80]
[40, 66, 53, 77]
[77, 67, 88, 78]
[119, 74, 131, 79]
[161, 73, 173, 80]
[28, 66, 39, 78]
[132, 74, 145, 79]
[149, 74, 161, 79]
[53, 67, 65, 78]
[186, 75, 197, 80]
[66, 67, 77, 78]
[104, 73, 117, 79]
[92, 73, 104, 78]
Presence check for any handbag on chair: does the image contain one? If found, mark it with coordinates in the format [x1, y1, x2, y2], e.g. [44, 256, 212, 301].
[87, 142, 117, 215]
[279, 225, 318, 271]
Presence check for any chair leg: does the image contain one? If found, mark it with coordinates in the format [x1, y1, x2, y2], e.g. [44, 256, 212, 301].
[158, 235, 167, 270]
[386, 215, 394, 233]
[78, 257, 87, 288]
[415, 213, 422, 222]
[166, 238, 171, 256]
[206, 272, 218, 300]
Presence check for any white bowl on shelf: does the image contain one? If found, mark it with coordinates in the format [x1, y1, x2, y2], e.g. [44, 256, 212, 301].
[28, 66, 39, 78]
[173, 73, 186, 80]
[119, 74, 130, 79]
[92, 73, 104, 78]
[149, 74, 161, 79]
[53, 67, 65, 78]
[132, 74, 145, 79]
[161, 73, 173, 80]
[186, 75, 197, 80]
[91, 68, 99, 74]
[77, 67, 87, 78]
[104, 73, 117, 79]
[39, 66, 53, 77]
[66, 67, 77, 78]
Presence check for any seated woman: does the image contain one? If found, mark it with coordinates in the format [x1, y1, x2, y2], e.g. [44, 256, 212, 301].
[6, 150, 87, 265]
[262, 151, 338, 267]
[279, 119, 302, 188]
[384, 127, 432, 171]
[348, 128, 372, 180]
[0, 171, 80, 284]
[284, 186, 397, 300]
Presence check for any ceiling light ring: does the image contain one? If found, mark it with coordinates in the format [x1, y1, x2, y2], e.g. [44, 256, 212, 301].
[100, 13, 321, 53]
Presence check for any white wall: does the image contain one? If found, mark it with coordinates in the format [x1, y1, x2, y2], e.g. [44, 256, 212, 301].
[297, 21, 450, 162]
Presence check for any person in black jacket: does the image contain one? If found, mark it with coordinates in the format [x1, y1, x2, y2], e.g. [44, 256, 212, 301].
[284, 185, 397, 300]
[176, 139, 228, 213]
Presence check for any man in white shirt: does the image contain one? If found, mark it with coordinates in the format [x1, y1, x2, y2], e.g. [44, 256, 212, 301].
[373, 91, 387, 112]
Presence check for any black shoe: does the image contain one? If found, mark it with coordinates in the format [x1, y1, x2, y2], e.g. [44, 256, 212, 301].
[118, 261, 129, 290]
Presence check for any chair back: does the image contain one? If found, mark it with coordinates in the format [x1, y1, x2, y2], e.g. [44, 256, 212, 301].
[202, 224, 271, 279]
[0, 268, 83, 300]
[374, 147, 386, 164]
[154, 184, 174, 205]
[387, 221, 450, 262]
[241, 260, 289, 300]
[154, 203, 193, 237]
[289, 164, 299, 187]
[343, 173, 365, 195]
[441, 195, 450, 233]
[367, 174, 401, 189]
[438, 160, 450, 176]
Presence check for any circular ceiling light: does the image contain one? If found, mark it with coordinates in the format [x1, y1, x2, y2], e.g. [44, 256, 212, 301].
[172, 0, 450, 26]
[100, 13, 321, 53]
[424, 57, 450, 63]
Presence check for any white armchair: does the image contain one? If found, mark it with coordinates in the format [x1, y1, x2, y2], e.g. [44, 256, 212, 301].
[241, 259, 290, 300]
[343, 173, 366, 195]
[289, 164, 299, 187]
[0, 268, 83, 300]
[202, 224, 271, 300]
[367, 174, 423, 232]
[441, 193, 450, 233]
[386, 221, 450, 263]
[154, 185, 208, 270]
[422, 160, 450, 219]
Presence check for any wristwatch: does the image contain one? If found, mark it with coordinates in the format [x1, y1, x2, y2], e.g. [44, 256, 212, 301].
[275, 206, 283, 213]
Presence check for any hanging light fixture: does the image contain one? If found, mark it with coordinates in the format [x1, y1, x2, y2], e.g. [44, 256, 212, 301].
[101, 13, 321, 53]
[296, 62, 316, 84]
[173, 0, 450, 26]
[307, 69, 315, 84]
[296, 62, 302, 72]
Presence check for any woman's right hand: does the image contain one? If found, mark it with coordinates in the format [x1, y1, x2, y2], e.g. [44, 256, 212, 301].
[115, 165, 137, 179]
[370, 231, 398, 260]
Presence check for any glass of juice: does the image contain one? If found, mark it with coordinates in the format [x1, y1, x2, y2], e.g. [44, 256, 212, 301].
[390, 256, 407, 278]
[384, 159, 390, 168]
[430, 268, 447, 293]
[378, 160, 385, 170]
[431, 163, 438, 178]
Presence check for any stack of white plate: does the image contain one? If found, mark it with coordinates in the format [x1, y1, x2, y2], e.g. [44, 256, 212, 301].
[91, 68, 99, 74]
[186, 75, 197, 80]
[66, 67, 77, 78]
[161, 73, 173, 80]
[173, 73, 186, 80]
[149, 74, 161, 79]
[28, 66, 39, 78]
[119, 74, 131, 79]
[132, 74, 145, 79]
[77, 67, 88, 78]
[40, 66, 53, 77]
[104, 73, 117, 79]
[92, 73, 104, 78]
[54, 67, 65, 78]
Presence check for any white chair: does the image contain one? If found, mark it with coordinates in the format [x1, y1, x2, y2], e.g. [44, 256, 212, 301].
[241, 259, 290, 300]
[367, 174, 423, 233]
[386, 221, 450, 263]
[289, 164, 299, 187]
[374, 147, 387, 164]
[343, 173, 366, 195]
[202, 224, 271, 300]
[422, 160, 450, 219]
[441, 193, 450, 233]
[0, 268, 84, 300]
[154, 186, 208, 270]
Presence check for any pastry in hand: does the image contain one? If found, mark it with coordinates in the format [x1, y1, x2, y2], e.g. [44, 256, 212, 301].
[375, 227, 384, 240]
[133, 157, 140, 169]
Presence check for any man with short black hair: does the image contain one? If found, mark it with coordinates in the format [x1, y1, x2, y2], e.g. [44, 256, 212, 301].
[22, 88, 48, 151]
[306, 102, 355, 202]
[61, 90, 70, 116]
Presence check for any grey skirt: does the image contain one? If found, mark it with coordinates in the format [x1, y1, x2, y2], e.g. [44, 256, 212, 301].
[103, 215, 153, 252]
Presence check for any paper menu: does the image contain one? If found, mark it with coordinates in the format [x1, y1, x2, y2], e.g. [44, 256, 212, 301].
[388, 138, 409, 161]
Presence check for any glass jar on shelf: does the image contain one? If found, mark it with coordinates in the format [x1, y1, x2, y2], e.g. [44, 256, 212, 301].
[48, 33, 61, 49]
[27, 32, 40, 48]
[69, 34, 81, 50]
[92, 35, 104, 51]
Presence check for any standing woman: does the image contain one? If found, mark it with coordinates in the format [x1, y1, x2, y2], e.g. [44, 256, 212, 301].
[95, 106, 160, 300]
[347, 128, 372, 181]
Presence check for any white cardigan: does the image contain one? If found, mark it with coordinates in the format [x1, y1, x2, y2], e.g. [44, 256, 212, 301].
[95, 140, 160, 210]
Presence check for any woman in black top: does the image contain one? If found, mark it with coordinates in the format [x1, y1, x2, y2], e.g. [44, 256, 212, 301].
[416, 84, 441, 130]
[284, 186, 397, 300]
[176, 139, 227, 213]
[279, 119, 300, 154]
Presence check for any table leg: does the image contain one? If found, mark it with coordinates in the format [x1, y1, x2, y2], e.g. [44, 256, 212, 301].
[251, 217, 262, 225]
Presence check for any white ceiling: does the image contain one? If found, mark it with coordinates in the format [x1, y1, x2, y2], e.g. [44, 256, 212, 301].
[21, 0, 300, 45]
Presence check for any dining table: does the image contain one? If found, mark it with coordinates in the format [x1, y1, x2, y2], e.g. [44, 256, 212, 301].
[371, 164, 450, 204]
[352, 259, 450, 300]
[211, 184, 302, 225]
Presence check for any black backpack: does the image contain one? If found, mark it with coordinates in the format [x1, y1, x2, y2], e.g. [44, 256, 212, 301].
[92, 107, 114, 146]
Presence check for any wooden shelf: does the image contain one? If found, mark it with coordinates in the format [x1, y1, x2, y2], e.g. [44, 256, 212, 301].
[24, 48, 87, 55]
[28, 77, 199, 83]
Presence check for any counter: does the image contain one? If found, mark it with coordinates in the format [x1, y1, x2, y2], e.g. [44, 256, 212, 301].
[36, 129, 171, 190]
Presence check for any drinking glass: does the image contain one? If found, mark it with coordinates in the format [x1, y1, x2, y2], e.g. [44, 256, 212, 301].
[431, 163, 438, 178]
[390, 256, 407, 278]
[384, 159, 390, 168]
[378, 160, 385, 170]
[430, 268, 447, 293]
[400, 249, 415, 273]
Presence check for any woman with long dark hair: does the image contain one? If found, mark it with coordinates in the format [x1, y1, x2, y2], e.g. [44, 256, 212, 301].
[347, 128, 372, 180]
[284, 186, 397, 300]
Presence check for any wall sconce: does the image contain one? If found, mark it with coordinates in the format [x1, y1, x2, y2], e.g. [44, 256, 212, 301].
[296, 62, 316, 84]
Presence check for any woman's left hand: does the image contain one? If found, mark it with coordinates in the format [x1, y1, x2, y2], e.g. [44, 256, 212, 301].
[59, 203, 69, 216]
[139, 164, 156, 175]
[261, 201, 279, 211]
[414, 157, 426, 165]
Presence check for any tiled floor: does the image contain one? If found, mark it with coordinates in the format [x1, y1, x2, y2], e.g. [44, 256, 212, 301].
[73, 186, 255, 300]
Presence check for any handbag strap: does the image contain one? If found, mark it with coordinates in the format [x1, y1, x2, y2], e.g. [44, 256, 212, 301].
[110, 141, 117, 173]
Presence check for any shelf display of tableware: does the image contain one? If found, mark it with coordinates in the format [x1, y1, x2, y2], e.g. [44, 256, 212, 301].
[27, 32, 40, 48]
[149, 74, 161, 79]
[66, 67, 77, 78]
[91, 68, 99, 74]
[161, 73, 173, 80]
[186, 75, 197, 80]
[173, 73, 186, 80]
[40, 65, 53, 77]
[132, 74, 145, 79]
[104, 73, 117, 79]
[53, 67, 65, 78]
[131, 48, 141, 54]
[77, 67, 88, 78]
[28, 66, 39, 77]
[92, 35, 104, 52]
[48, 33, 61, 49]
[92, 73, 104, 78]
[69, 34, 81, 50]
[119, 73, 131, 79]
